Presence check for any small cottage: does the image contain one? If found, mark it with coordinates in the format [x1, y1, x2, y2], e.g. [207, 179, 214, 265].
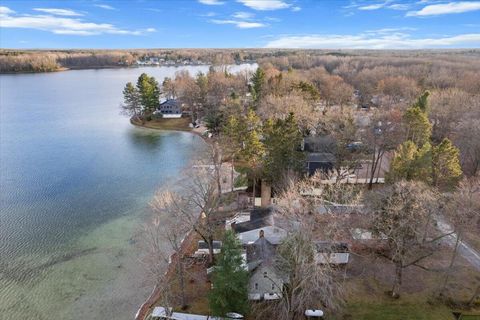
[246, 231, 286, 301]
[231, 208, 287, 245]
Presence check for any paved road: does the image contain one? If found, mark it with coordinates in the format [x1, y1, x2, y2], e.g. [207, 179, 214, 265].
[436, 218, 480, 271]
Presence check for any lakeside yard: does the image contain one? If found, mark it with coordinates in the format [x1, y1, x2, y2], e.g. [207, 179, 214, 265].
[142, 203, 480, 320]
[131, 117, 192, 132]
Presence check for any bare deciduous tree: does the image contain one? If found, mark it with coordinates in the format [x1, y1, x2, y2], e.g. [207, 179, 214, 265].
[363, 109, 404, 189]
[440, 176, 480, 295]
[149, 191, 192, 307]
[151, 166, 221, 265]
[366, 180, 446, 298]
[251, 175, 349, 320]
[454, 118, 480, 177]
[254, 230, 345, 320]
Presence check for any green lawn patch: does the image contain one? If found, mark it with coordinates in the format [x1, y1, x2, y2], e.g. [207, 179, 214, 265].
[131, 117, 192, 131]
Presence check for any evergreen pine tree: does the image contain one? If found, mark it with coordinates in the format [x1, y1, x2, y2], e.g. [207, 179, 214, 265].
[136, 73, 160, 115]
[413, 90, 430, 113]
[122, 82, 141, 120]
[209, 231, 249, 317]
[403, 106, 432, 147]
[251, 67, 265, 102]
[432, 138, 462, 190]
[389, 140, 419, 181]
[263, 113, 304, 184]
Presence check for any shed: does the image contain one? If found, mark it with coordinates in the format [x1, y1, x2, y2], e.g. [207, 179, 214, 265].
[315, 241, 349, 265]
[194, 240, 222, 256]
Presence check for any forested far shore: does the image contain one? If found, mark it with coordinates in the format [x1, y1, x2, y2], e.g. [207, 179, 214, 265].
[0, 48, 259, 73]
[1, 48, 479, 73]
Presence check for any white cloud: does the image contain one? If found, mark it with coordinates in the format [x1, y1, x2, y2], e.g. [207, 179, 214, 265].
[407, 1, 480, 16]
[365, 27, 417, 34]
[358, 2, 387, 10]
[232, 11, 254, 19]
[200, 12, 217, 17]
[237, 0, 291, 11]
[0, 6, 15, 15]
[198, 0, 224, 5]
[94, 4, 116, 10]
[0, 6, 155, 36]
[265, 16, 281, 22]
[210, 19, 266, 28]
[356, 1, 409, 11]
[146, 8, 163, 13]
[388, 3, 409, 10]
[264, 32, 480, 49]
[291, 6, 301, 12]
[33, 8, 83, 16]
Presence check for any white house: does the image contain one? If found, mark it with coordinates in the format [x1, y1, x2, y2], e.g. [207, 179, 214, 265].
[246, 234, 286, 301]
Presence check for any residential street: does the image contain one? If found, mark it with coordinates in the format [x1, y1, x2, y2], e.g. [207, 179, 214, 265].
[436, 218, 480, 271]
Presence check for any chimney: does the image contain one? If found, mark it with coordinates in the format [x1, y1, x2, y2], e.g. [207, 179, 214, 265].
[259, 229, 264, 238]
[260, 179, 271, 207]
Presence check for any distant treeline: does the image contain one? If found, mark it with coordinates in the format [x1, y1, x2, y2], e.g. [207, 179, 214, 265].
[2, 48, 479, 79]
[0, 49, 269, 73]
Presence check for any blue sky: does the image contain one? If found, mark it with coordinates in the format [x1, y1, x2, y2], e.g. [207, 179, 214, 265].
[1, 0, 479, 49]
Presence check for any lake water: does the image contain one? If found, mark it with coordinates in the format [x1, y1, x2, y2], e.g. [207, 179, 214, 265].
[0, 64, 257, 320]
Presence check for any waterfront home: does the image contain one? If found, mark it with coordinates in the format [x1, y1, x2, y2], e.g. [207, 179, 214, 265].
[237, 226, 287, 246]
[314, 241, 350, 265]
[230, 208, 288, 245]
[246, 231, 286, 301]
[155, 99, 182, 118]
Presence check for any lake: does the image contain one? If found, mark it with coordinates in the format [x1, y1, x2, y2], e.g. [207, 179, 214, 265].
[0, 64, 257, 320]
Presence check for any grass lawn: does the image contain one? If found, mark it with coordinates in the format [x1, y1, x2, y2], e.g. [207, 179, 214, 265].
[341, 299, 455, 320]
[131, 117, 192, 131]
[335, 244, 480, 320]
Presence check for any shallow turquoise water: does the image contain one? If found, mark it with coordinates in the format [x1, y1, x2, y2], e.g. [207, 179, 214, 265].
[0, 65, 255, 319]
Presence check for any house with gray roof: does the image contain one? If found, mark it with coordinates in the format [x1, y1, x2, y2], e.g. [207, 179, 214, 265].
[155, 99, 182, 118]
[231, 207, 288, 245]
[306, 152, 336, 176]
[301, 135, 337, 176]
[245, 232, 286, 301]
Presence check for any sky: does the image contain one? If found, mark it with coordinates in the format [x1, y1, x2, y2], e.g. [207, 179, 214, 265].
[0, 0, 479, 49]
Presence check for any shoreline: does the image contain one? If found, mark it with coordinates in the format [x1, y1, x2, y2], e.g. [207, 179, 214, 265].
[0, 62, 254, 75]
[130, 118, 210, 143]
[129, 119, 212, 320]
